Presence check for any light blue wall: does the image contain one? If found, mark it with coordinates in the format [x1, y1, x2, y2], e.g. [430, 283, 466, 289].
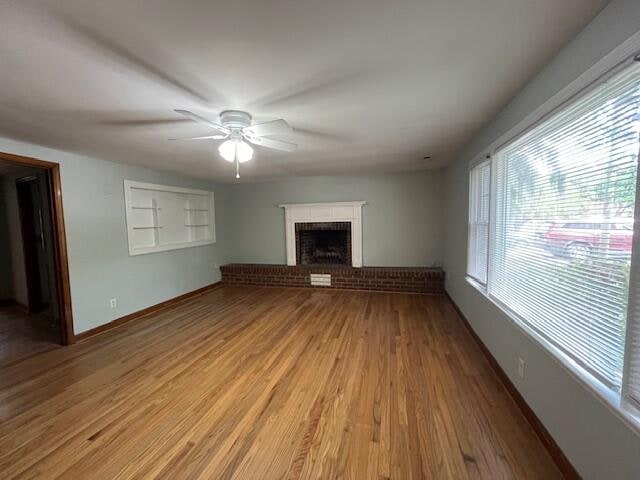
[0, 137, 229, 334]
[3, 1, 640, 472]
[224, 171, 444, 267]
[444, 0, 640, 478]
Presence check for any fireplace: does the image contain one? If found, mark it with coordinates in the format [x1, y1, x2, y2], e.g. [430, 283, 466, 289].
[280, 201, 365, 267]
[295, 222, 352, 266]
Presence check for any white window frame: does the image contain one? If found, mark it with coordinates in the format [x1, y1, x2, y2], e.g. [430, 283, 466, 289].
[464, 46, 640, 434]
[621, 140, 640, 411]
[467, 159, 491, 285]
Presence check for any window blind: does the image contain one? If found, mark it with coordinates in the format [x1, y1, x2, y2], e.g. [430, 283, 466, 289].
[624, 160, 640, 406]
[490, 62, 640, 388]
[468, 161, 491, 284]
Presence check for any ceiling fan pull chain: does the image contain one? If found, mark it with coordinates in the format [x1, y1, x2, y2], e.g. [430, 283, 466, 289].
[235, 153, 240, 179]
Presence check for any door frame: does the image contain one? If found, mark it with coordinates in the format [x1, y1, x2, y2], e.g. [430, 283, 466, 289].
[0, 151, 74, 344]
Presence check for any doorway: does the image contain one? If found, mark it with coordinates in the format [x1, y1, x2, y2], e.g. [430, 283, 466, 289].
[16, 176, 53, 313]
[0, 151, 73, 345]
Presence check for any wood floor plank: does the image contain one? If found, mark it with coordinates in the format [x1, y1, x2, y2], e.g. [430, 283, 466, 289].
[0, 286, 562, 479]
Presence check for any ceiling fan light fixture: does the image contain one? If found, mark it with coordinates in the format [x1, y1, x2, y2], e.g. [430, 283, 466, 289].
[218, 139, 236, 162]
[218, 139, 253, 163]
[174, 109, 297, 178]
[236, 140, 254, 163]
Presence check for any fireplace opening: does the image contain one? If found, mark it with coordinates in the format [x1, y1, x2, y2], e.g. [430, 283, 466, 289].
[295, 222, 352, 266]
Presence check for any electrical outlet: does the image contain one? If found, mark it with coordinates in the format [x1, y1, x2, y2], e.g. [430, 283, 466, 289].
[518, 357, 526, 378]
[110, 298, 117, 309]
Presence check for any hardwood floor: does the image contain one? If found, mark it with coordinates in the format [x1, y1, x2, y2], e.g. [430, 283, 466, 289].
[0, 305, 60, 365]
[0, 286, 561, 479]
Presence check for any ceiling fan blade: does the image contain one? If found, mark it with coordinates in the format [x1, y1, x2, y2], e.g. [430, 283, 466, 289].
[292, 127, 349, 143]
[168, 134, 228, 141]
[247, 68, 372, 109]
[174, 110, 230, 135]
[100, 118, 190, 128]
[246, 136, 297, 152]
[46, 7, 216, 104]
[244, 119, 292, 137]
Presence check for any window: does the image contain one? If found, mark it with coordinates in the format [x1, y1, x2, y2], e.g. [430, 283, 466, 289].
[468, 58, 640, 416]
[625, 237, 640, 407]
[467, 161, 491, 284]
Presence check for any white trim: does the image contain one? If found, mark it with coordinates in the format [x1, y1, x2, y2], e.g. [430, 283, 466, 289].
[462, 35, 640, 437]
[278, 201, 366, 209]
[467, 160, 491, 285]
[621, 141, 640, 407]
[279, 201, 366, 267]
[125, 180, 215, 197]
[469, 152, 491, 171]
[464, 276, 640, 437]
[124, 180, 215, 256]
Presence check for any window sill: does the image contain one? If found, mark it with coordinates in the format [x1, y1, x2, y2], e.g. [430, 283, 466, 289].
[463, 276, 640, 438]
[465, 276, 487, 294]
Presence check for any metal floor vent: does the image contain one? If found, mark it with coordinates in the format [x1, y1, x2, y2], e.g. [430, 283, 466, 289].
[309, 273, 331, 287]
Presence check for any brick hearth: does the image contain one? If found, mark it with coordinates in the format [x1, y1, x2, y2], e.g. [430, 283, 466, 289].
[220, 264, 444, 294]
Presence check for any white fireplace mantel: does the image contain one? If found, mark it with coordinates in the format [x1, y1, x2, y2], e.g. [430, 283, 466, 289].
[279, 201, 366, 267]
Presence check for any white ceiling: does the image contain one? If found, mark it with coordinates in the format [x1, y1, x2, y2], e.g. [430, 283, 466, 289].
[0, 0, 608, 182]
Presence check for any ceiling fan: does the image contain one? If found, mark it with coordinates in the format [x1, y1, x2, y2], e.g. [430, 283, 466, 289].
[171, 109, 297, 178]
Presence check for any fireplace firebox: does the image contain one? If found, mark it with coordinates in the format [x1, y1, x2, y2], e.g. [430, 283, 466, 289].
[295, 222, 352, 266]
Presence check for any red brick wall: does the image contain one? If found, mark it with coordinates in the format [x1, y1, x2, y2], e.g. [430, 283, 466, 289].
[220, 264, 444, 294]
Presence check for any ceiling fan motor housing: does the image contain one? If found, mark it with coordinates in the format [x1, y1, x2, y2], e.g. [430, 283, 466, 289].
[173, 109, 298, 179]
[219, 110, 252, 130]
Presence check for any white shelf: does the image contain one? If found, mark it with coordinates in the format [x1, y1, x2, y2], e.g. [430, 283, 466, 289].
[131, 206, 162, 210]
[124, 180, 216, 256]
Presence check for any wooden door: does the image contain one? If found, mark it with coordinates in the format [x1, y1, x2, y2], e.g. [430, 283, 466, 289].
[16, 176, 50, 313]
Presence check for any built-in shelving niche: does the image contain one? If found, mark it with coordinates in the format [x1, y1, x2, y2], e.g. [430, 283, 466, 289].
[124, 180, 215, 256]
